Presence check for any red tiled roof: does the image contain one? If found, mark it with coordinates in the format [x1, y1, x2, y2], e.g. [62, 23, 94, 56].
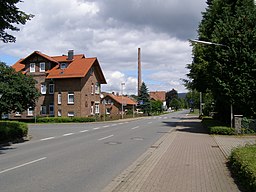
[149, 91, 166, 101]
[106, 94, 137, 105]
[11, 51, 107, 84]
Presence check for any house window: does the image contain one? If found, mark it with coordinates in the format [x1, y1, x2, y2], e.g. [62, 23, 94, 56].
[95, 82, 100, 94]
[91, 83, 94, 94]
[41, 105, 47, 115]
[58, 93, 62, 104]
[95, 103, 100, 114]
[40, 62, 45, 72]
[60, 63, 67, 69]
[41, 84, 46, 94]
[68, 111, 74, 117]
[30, 63, 35, 72]
[49, 104, 54, 116]
[68, 92, 74, 104]
[49, 84, 54, 94]
[106, 108, 111, 115]
[27, 107, 34, 116]
[91, 102, 94, 115]
[58, 110, 62, 117]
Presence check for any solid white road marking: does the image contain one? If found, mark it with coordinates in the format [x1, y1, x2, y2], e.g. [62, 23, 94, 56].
[63, 133, 74, 136]
[40, 137, 55, 141]
[131, 126, 140, 130]
[80, 130, 89, 133]
[0, 157, 47, 174]
[98, 135, 114, 141]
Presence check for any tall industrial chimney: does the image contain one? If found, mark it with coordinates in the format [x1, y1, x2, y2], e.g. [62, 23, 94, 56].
[138, 48, 142, 96]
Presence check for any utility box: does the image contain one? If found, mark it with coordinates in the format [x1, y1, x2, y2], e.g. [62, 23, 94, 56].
[234, 115, 243, 134]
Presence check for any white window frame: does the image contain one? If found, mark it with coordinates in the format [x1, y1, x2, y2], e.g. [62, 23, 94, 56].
[95, 103, 100, 114]
[27, 107, 34, 116]
[91, 83, 94, 94]
[30, 63, 35, 72]
[68, 92, 74, 104]
[41, 84, 46, 94]
[58, 93, 62, 104]
[49, 104, 54, 116]
[68, 111, 75, 117]
[41, 105, 47, 115]
[58, 109, 62, 117]
[15, 111, 21, 116]
[91, 103, 94, 115]
[95, 82, 100, 94]
[39, 62, 45, 72]
[49, 84, 54, 94]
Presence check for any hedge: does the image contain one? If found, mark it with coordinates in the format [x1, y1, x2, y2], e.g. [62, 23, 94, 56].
[36, 117, 95, 123]
[229, 144, 256, 191]
[209, 126, 235, 135]
[0, 121, 28, 143]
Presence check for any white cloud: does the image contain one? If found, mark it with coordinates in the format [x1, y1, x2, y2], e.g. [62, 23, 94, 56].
[0, 0, 207, 94]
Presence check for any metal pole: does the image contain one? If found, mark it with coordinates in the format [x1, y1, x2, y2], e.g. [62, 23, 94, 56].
[121, 83, 125, 119]
[231, 104, 233, 128]
[199, 92, 202, 116]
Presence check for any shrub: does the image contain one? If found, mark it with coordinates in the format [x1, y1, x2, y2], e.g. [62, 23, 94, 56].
[209, 126, 235, 135]
[0, 121, 28, 143]
[229, 145, 256, 191]
[37, 117, 95, 123]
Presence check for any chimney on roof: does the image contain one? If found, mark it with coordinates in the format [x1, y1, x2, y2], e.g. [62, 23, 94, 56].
[68, 50, 74, 60]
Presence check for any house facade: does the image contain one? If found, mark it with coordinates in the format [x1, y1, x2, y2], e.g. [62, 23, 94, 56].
[149, 91, 167, 110]
[101, 93, 137, 117]
[10, 50, 106, 119]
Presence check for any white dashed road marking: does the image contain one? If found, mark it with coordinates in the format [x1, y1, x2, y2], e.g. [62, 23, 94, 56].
[98, 135, 114, 141]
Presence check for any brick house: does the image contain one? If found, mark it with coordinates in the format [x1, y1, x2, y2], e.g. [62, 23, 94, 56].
[149, 91, 167, 110]
[101, 93, 137, 117]
[10, 50, 106, 119]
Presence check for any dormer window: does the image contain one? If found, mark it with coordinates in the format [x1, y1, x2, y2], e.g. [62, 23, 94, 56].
[60, 63, 67, 69]
[30, 63, 35, 72]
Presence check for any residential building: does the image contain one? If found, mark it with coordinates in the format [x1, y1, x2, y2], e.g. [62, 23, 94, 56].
[10, 50, 106, 119]
[101, 93, 137, 117]
[149, 91, 167, 110]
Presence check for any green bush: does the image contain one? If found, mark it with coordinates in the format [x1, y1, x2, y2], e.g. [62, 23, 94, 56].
[0, 121, 28, 143]
[229, 145, 256, 191]
[37, 117, 95, 123]
[209, 126, 235, 135]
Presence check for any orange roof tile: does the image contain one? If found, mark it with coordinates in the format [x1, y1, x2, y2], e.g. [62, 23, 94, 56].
[149, 91, 166, 101]
[106, 94, 137, 105]
[52, 54, 85, 62]
[12, 59, 25, 72]
[21, 51, 58, 64]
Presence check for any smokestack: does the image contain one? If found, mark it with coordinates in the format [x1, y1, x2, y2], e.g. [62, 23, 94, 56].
[138, 48, 142, 96]
[68, 50, 74, 60]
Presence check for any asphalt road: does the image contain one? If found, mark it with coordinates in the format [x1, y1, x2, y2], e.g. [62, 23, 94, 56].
[0, 110, 188, 192]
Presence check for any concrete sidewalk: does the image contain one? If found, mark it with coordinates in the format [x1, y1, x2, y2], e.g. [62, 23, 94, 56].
[102, 116, 255, 192]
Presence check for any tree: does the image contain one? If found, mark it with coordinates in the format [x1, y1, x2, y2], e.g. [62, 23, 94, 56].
[150, 100, 163, 114]
[185, 0, 256, 121]
[169, 98, 181, 111]
[166, 89, 178, 108]
[137, 82, 150, 114]
[0, 0, 34, 43]
[0, 62, 40, 118]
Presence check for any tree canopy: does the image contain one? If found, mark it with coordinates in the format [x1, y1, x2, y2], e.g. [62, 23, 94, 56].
[166, 88, 178, 108]
[137, 82, 150, 114]
[0, 62, 40, 118]
[0, 0, 33, 43]
[186, 0, 256, 120]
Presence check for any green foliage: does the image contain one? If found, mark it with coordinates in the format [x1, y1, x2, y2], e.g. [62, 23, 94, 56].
[209, 126, 235, 135]
[186, 0, 256, 122]
[0, 0, 34, 43]
[36, 117, 95, 123]
[0, 62, 40, 118]
[166, 89, 178, 108]
[137, 82, 150, 114]
[229, 144, 256, 191]
[169, 98, 181, 111]
[150, 100, 163, 113]
[0, 121, 28, 142]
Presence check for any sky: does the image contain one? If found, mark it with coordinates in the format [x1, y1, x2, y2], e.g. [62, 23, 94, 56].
[0, 0, 207, 95]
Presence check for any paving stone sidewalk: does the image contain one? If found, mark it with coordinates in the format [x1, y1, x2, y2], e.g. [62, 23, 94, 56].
[103, 116, 242, 192]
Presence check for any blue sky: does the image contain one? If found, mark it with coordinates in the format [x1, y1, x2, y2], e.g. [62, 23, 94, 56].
[0, 0, 207, 94]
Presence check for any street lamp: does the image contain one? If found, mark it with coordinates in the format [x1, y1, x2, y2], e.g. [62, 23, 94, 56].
[188, 39, 234, 128]
[121, 82, 125, 119]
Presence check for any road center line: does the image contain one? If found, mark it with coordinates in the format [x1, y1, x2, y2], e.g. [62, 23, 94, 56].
[93, 127, 100, 130]
[98, 134, 114, 141]
[63, 133, 74, 136]
[80, 130, 89, 133]
[0, 157, 47, 174]
[103, 125, 110, 128]
[40, 137, 55, 141]
[131, 126, 140, 130]
[148, 122, 152, 124]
